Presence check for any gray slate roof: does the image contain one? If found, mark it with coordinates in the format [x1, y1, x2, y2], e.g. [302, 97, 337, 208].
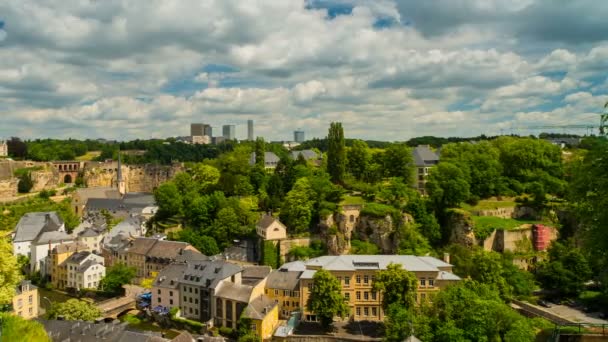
[13, 212, 64, 242]
[249, 152, 280, 166]
[266, 268, 302, 291]
[290, 150, 319, 160]
[257, 214, 283, 229]
[40, 319, 167, 342]
[154, 263, 187, 289]
[243, 295, 277, 320]
[214, 281, 253, 303]
[180, 260, 242, 289]
[412, 145, 439, 167]
[33, 231, 73, 245]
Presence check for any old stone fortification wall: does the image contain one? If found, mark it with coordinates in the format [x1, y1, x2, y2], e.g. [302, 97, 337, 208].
[83, 162, 183, 192]
[0, 178, 19, 198]
[472, 207, 516, 219]
[30, 167, 60, 192]
[0, 160, 59, 196]
[447, 209, 477, 247]
[280, 238, 311, 261]
[482, 226, 534, 253]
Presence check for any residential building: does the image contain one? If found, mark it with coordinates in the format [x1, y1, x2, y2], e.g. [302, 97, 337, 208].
[191, 135, 211, 145]
[12, 212, 65, 258]
[48, 241, 89, 289]
[299, 255, 460, 322]
[412, 145, 440, 195]
[256, 215, 287, 241]
[64, 251, 106, 290]
[40, 319, 172, 341]
[243, 295, 279, 340]
[294, 130, 305, 143]
[247, 119, 254, 141]
[249, 152, 280, 170]
[31, 230, 74, 274]
[77, 227, 104, 253]
[105, 237, 198, 281]
[222, 125, 236, 140]
[12, 280, 38, 319]
[153, 263, 187, 310]
[290, 149, 321, 165]
[265, 261, 305, 319]
[0, 140, 7, 157]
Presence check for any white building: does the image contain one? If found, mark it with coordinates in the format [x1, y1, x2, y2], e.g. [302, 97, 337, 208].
[76, 228, 104, 253]
[13, 212, 65, 259]
[0, 140, 7, 157]
[64, 251, 105, 290]
[31, 231, 74, 274]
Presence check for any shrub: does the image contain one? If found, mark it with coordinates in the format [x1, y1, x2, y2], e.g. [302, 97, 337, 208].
[219, 326, 234, 337]
[361, 203, 398, 218]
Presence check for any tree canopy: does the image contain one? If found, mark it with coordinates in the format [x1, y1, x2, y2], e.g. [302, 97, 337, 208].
[306, 269, 349, 328]
[99, 263, 136, 296]
[47, 299, 102, 321]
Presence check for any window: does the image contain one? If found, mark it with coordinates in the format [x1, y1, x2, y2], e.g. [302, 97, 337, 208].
[349, 215, 355, 223]
[189, 297, 192, 303]
[337, 276, 342, 283]
[195, 299, 199, 304]
[293, 291, 300, 297]
[28, 295, 32, 304]
[364, 275, 369, 284]
[428, 279, 434, 287]
[371, 275, 376, 282]
[364, 292, 369, 300]
[364, 307, 369, 316]
[275, 289, 279, 295]
[420, 278, 426, 287]
[183, 296, 187, 302]
[194, 288, 198, 294]
[345, 293, 350, 300]
[372, 307, 377, 316]
[195, 309, 198, 315]
[344, 277, 350, 287]
[189, 307, 192, 314]
[169, 291, 173, 296]
[356, 291, 361, 300]
[283, 290, 290, 297]
[157, 289, 161, 295]
[307, 283, 313, 291]
[29, 307, 33, 315]
[371, 291, 377, 300]
[293, 301, 298, 307]
[356, 307, 361, 316]
[285, 301, 290, 307]
[158, 297, 161, 303]
[170, 299, 173, 305]
[356, 275, 361, 284]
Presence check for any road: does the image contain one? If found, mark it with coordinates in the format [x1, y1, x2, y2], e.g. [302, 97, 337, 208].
[542, 304, 608, 325]
[97, 284, 145, 313]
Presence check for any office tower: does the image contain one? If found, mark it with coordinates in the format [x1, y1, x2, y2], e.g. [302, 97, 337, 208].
[222, 125, 236, 140]
[294, 130, 305, 143]
[191, 123, 204, 137]
[247, 120, 254, 141]
[203, 124, 212, 137]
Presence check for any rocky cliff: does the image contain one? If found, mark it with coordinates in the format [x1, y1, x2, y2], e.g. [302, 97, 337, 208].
[83, 162, 183, 192]
[446, 209, 477, 247]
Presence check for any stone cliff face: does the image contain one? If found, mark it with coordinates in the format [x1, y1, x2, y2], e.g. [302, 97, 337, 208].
[83, 162, 183, 192]
[30, 167, 60, 192]
[446, 209, 477, 247]
[0, 179, 18, 198]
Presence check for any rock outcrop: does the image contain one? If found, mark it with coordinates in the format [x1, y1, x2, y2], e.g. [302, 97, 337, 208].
[446, 209, 477, 247]
[82, 162, 184, 192]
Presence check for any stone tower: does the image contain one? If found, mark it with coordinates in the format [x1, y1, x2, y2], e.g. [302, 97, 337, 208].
[117, 152, 126, 195]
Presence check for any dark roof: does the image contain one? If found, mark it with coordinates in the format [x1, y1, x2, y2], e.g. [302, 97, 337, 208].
[180, 260, 241, 289]
[266, 269, 302, 291]
[15, 280, 37, 295]
[214, 281, 253, 303]
[39, 319, 167, 342]
[124, 238, 158, 255]
[147, 240, 195, 259]
[13, 212, 64, 242]
[290, 150, 319, 160]
[154, 263, 187, 289]
[175, 249, 210, 263]
[79, 228, 102, 238]
[33, 231, 73, 245]
[86, 193, 155, 213]
[257, 214, 281, 229]
[241, 265, 271, 285]
[412, 145, 439, 167]
[249, 152, 280, 166]
[243, 295, 277, 320]
[65, 251, 93, 264]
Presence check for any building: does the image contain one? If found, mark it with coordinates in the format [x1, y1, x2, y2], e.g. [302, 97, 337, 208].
[222, 125, 236, 140]
[247, 119, 254, 141]
[72, 187, 121, 216]
[31, 230, 74, 273]
[0, 139, 7, 157]
[294, 130, 305, 143]
[64, 251, 106, 290]
[212, 136, 225, 145]
[12, 212, 65, 258]
[242, 295, 279, 340]
[298, 255, 460, 322]
[249, 152, 280, 170]
[84, 192, 156, 219]
[256, 215, 287, 241]
[412, 145, 440, 195]
[48, 242, 89, 289]
[76, 227, 104, 253]
[153, 263, 187, 310]
[40, 319, 172, 341]
[12, 280, 39, 319]
[290, 149, 321, 165]
[204, 125, 213, 138]
[265, 261, 305, 319]
[191, 135, 211, 145]
[191, 123, 204, 137]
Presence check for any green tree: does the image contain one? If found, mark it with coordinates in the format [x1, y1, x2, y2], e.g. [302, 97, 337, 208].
[372, 263, 418, 310]
[154, 182, 183, 219]
[327, 122, 346, 184]
[255, 137, 266, 167]
[280, 177, 315, 234]
[237, 315, 260, 342]
[535, 241, 592, 297]
[0, 312, 50, 341]
[213, 207, 246, 248]
[0, 238, 21, 305]
[427, 162, 470, 211]
[99, 263, 136, 296]
[306, 269, 349, 328]
[383, 144, 414, 182]
[47, 299, 102, 321]
[383, 304, 416, 342]
[172, 229, 220, 256]
[262, 241, 279, 269]
[347, 140, 370, 180]
[17, 172, 33, 193]
[190, 163, 220, 191]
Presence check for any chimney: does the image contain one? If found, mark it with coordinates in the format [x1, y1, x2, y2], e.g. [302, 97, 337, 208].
[443, 253, 450, 264]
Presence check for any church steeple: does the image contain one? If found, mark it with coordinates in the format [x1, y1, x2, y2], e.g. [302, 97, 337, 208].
[117, 149, 126, 195]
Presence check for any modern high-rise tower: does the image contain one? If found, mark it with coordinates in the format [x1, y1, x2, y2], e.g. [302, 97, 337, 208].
[191, 123, 204, 136]
[222, 125, 236, 140]
[203, 125, 212, 137]
[247, 120, 254, 141]
[294, 130, 305, 143]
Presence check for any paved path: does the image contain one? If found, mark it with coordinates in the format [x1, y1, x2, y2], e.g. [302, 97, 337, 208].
[543, 304, 608, 324]
[97, 285, 145, 314]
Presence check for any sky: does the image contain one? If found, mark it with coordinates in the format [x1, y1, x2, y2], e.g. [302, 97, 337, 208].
[1, 0, 607, 141]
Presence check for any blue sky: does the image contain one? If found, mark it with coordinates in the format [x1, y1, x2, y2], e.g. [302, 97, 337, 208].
[0, 0, 607, 141]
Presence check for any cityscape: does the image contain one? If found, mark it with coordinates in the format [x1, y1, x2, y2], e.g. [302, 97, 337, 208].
[1, 1, 608, 342]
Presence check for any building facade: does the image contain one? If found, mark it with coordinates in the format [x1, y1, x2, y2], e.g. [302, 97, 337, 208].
[0, 140, 7, 157]
[48, 242, 90, 289]
[247, 120, 254, 141]
[298, 255, 460, 322]
[412, 145, 440, 195]
[12, 280, 39, 319]
[265, 261, 305, 319]
[12, 212, 65, 259]
[222, 125, 236, 140]
[64, 251, 106, 290]
[256, 215, 287, 241]
[191, 123, 204, 136]
[294, 130, 305, 143]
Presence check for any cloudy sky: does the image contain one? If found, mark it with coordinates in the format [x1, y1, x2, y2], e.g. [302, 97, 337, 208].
[1, 0, 607, 141]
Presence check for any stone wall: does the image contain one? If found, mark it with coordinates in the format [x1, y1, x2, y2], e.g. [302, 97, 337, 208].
[0, 178, 18, 198]
[482, 226, 534, 253]
[471, 207, 516, 219]
[83, 162, 184, 192]
[279, 238, 311, 261]
[30, 167, 60, 192]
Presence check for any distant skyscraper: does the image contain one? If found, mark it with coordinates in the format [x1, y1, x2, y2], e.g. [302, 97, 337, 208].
[191, 123, 204, 136]
[247, 120, 254, 141]
[203, 124, 212, 137]
[294, 130, 305, 143]
[222, 125, 236, 140]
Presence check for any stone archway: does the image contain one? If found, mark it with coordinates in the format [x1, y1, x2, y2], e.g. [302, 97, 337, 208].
[64, 174, 73, 184]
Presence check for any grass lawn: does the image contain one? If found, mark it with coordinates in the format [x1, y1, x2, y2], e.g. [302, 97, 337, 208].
[75, 151, 101, 161]
[340, 195, 366, 206]
[119, 314, 180, 339]
[472, 216, 542, 240]
[461, 198, 517, 212]
[38, 288, 81, 311]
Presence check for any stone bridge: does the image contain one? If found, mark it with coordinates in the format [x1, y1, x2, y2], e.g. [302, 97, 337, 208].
[97, 285, 144, 318]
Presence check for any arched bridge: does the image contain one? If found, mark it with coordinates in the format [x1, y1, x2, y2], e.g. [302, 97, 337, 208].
[97, 285, 144, 318]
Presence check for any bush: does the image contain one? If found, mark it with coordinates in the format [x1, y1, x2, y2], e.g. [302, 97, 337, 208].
[361, 203, 398, 218]
[219, 326, 235, 337]
[17, 172, 33, 193]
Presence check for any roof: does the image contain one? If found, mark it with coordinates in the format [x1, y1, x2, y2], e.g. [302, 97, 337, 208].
[266, 269, 302, 290]
[124, 238, 158, 255]
[214, 281, 253, 303]
[15, 280, 37, 295]
[242, 265, 271, 285]
[290, 150, 319, 160]
[412, 145, 439, 167]
[52, 241, 89, 254]
[154, 263, 187, 289]
[243, 295, 277, 320]
[13, 212, 64, 242]
[75, 187, 121, 202]
[179, 260, 242, 289]
[33, 231, 73, 245]
[278, 260, 307, 272]
[175, 249, 209, 263]
[250, 152, 280, 166]
[86, 193, 155, 213]
[147, 240, 195, 259]
[437, 271, 461, 281]
[257, 214, 285, 229]
[79, 227, 102, 238]
[65, 251, 94, 264]
[304, 255, 456, 273]
[170, 332, 195, 342]
[78, 259, 104, 273]
[107, 216, 143, 239]
[300, 270, 317, 280]
[39, 319, 167, 342]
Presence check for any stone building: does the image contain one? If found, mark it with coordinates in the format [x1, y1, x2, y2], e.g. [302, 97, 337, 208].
[12, 212, 65, 259]
[256, 215, 287, 241]
[265, 261, 305, 319]
[47, 241, 90, 289]
[0, 140, 7, 157]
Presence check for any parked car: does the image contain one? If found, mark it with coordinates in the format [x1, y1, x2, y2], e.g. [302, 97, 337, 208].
[538, 300, 552, 308]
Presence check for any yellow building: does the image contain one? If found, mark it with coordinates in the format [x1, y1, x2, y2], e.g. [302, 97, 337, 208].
[12, 280, 39, 319]
[298, 255, 460, 322]
[243, 296, 279, 341]
[265, 261, 305, 319]
[48, 241, 89, 289]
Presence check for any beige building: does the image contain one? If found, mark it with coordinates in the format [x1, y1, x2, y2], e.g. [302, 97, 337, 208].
[412, 145, 440, 195]
[48, 241, 89, 289]
[12, 280, 39, 319]
[0, 140, 7, 157]
[153, 263, 186, 309]
[256, 215, 287, 241]
[76, 228, 104, 253]
[265, 261, 305, 319]
[64, 251, 106, 290]
[298, 255, 460, 322]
